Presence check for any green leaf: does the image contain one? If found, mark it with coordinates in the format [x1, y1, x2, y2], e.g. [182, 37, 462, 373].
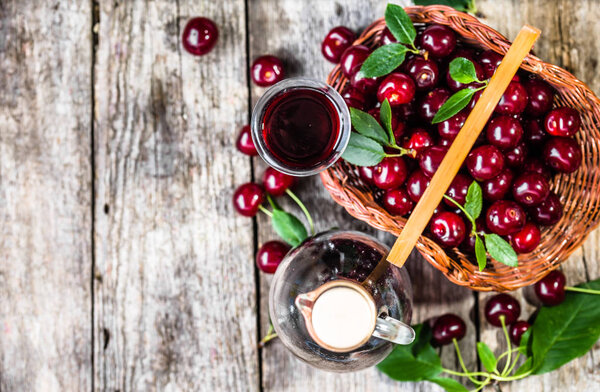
[380, 98, 394, 143]
[377, 324, 443, 382]
[359, 44, 408, 78]
[341, 132, 386, 166]
[449, 57, 480, 84]
[514, 357, 533, 377]
[464, 181, 483, 219]
[350, 107, 389, 145]
[530, 278, 600, 374]
[384, 4, 416, 46]
[271, 209, 308, 247]
[413, 0, 475, 13]
[484, 233, 518, 267]
[477, 342, 497, 373]
[430, 377, 469, 392]
[431, 88, 475, 124]
[475, 235, 487, 271]
[518, 328, 532, 357]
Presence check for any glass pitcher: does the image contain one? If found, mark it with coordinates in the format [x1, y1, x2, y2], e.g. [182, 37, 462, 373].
[269, 230, 414, 372]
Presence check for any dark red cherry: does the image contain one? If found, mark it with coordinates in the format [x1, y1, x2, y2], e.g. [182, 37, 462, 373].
[256, 240, 291, 273]
[262, 167, 295, 196]
[393, 121, 407, 141]
[394, 101, 417, 123]
[373, 157, 408, 190]
[418, 87, 451, 122]
[446, 61, 485, 91]
[504, 143, 528, 168]
[406, 170, 431, 202]
[341, 87, 368, 110]
[321, 26, 355, 63]
[496, 82, 528, 115]
[523, 119, 547, 146]
[447, 48, 477, 62]
[529, 191, 563, 226]
[380, 27, 397, 45]
[467, 145, 505, 181]
[429, 211, 466, 248]
[486, 200, 526, 235]
[402, 128, 434, 155]
[432, 314, 467, 346]
[377, 73, 416, 106]
[233, 183, 265, 217]
[461, 217, 487, 254]
[486, 115, 523, 150]
[251, 55, 284, 87]
[383, 187, 415, 216]
[405, 56, 440, 91]
[524, 79, 554, 116]
[485, 293, 521, 327]
[351, 72, 381, 94]
[523, 158, 551, 179]
[466, 89, 483, 112]
[512, 172, 549, 206]
[534, 270, 566, 306]
[509, 321, 530, 345]
[479, 50, 503, 79]
[236, 125, 257, 156]
[445, 174, 471, 206]
[419, 146, 448, 178]
[438, 110, 467, 141]
[182, 17, 219, 56]
[340, 45, 371, 77]
[508, 222, 541, 253]
[543, 137, 582, 173]
[418, 25, 457, 58]
[544, 107, 581, 137]
[359, 166, 376, 186]
[482, 168, 514, 201]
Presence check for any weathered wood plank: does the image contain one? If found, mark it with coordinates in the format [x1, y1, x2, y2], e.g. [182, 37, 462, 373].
[0, 1, 92, 391]
[249, 1, 477, 390]
[93, 1, 258, 390]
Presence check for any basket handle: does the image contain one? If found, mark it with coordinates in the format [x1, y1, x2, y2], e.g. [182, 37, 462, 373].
[386, 25, 540, 268]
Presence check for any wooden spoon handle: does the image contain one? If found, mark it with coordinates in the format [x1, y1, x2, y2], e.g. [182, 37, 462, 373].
[386, 25, 540, 268]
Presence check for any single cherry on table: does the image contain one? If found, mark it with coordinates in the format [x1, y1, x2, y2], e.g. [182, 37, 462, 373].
[534, 270, 566, 306]
[233, 183, 265, 217]
[431, 313, 467, 346]
[262, 167, 295, 196]
[182, 17, 218, 56]
[251, 55, 285, 87]
[236, 125, 257, 156]
[485, 293, 521, 327]
[509, 321, 530, 345]
[256, 240, 291, 274]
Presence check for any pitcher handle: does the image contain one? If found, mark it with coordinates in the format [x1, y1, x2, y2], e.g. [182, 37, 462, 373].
[373, 316, 415, 345]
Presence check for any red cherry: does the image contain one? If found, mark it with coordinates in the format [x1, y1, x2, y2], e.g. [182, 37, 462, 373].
[485, 294, 521, 327]
[534, 270, 567, 306]
[233, 183, 265, 217]
[321, 26, 355, 63]
[508, 222, 541, 253]
[394, 101, 417, 123]
[262, 167, 295, 196]
[236, 125, 257, 156]
[504, 143, 528, 168]
[486, 200, 526, 236]
[467, 145, 505, 181]
[406, 170, 431, 202]
[495, 82, 528, 115]
[405, 56, 440, 91]
[544, 107, 581, 137]
[432, 314, 467, 346]
[418, 87, 451, 122]
[251, 55, 285, 87]
[529, 191, 563, 226]
[523, 119, 547, 147]
[402, 128, 434, 155]
[351, 72, 381, 94]
[380, 27, 397, 45]
[383, 188, 415, 216]
[418, 25, 457, 58]
[486, 116, 523, 150]
[512, 172, 550, 207]
[509, 321, 530, 345]
[445, 174, 471, 206]
[373, 157, 408, 190]
[524, 79, 555, 116]
[479, 50, 503, 79]
[340, 45, 371, 77]
[341, 87, 368, 110]
[377, 73, 416, 106]
[429, 211, 466, 248]
[359, 166, 376, 186]
[182, 17, 218, 56]
[523, 158, 552, 179]
[466, 89, 483, 112]
[438, 111, 467, 141]
[419, 146, 448, 178]
[482, 168, 514, 201]
[543, 137, 582, 173]
[256, 241, 291, 273]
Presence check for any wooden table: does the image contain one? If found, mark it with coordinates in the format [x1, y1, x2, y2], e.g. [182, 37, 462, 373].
[1, 0, 599, 390]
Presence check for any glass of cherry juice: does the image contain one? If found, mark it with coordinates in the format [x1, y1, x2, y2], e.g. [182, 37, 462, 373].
[251, 78, 351, 176]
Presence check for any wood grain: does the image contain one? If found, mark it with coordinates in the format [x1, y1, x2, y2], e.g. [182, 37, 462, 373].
[93, 1, 257, 390]
[0, 1, 92, 391]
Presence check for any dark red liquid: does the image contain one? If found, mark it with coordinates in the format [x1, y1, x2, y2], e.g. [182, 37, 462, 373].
[262, 88, 341, 168]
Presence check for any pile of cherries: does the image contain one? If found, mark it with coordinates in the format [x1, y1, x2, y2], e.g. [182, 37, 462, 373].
[322, 23, 583, 258]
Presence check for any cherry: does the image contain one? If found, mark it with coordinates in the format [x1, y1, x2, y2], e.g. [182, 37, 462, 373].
[508, 222, 541, 254]
[233, 183, 265, 217]
[351, 72, 381, 94]
[418, 87, 451, 122]
[359, 166, 376, 186]
[383, 187, 415, 216]
[377, 73, 416, 106]
[467, 145, 505, 181]
[529, 191, 563, 226]
[461, 217, 487, 254]
[380, 27, 397, 45]
[445, 174, 471, 206]
[394, 101, 417, 123]
[447, 48, 477, 62]
[432, 314, 467, 346]
[523, 157, 551, 179]
[429, 211, 466, 248]
[466, 89, 483, 112]
[484, 293, 521, 327]
[341, 87, 368, 110]
[544, 107, 581, 137]
[543, 137, 582, 173]
[373, 157, 408, 190]
[393, 121, 407, 141]
[251, 55, 285, 87]
[256, 240, 291, 274]
[418, 25, 457, 58]
[482, 168, 514, 201]
[419, 146, 448, 178]
[486, 200, 526, 235]
[446, 61, 485, 91]
[321, 26, 355, 63]
[523, 119, 547, 146]
[182, 17, 218, 56]
[340, 45, 371, 77]
[534, 270, 567, 306]
[405, 56, 440, 91]
[512, 172, 549, 207]
[236, 125, 257, 156]
[406, 170, 431, 202]
[438, 110, 467, 141]
[524, 79, 555, 116]
[486, 115, 523, 150]
[495, 82, 528, 115]
[262, 167, 295, 196]
[479, 50, 503, 79]
[402, 129, 434, 155]
[504, 143, 528, 168]
[509, 321, 530, 345]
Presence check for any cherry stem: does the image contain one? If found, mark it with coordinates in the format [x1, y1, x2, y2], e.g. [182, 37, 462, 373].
[500, 316, 512, 376]
[565, 286, 600, 295]
[258, 323, 278, 348]
[258, 205, 273, 217]
[286, 189, 315, 235]
[505, 351, 521, 375]
[452, 338, 482, 385]
[443, 195, 476, 230]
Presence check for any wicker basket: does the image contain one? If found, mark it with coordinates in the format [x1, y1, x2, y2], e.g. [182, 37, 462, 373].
[321, 6, 600, 292]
